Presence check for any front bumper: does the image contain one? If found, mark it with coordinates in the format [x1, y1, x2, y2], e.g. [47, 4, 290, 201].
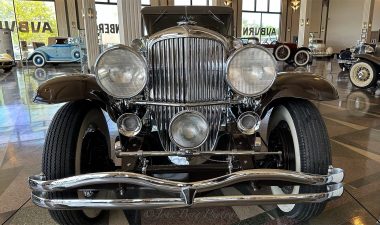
[29, 167, 344, 210]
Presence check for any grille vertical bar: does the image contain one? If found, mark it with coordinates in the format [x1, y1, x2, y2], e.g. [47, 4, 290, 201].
[149, 37, 226, 152]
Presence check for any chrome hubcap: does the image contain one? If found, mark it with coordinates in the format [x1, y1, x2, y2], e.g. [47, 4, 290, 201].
[356, 67, 370, 81]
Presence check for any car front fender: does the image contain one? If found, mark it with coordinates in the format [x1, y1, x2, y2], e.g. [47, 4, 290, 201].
[354, 54, 380, 66]
[259, 72, 339, 117]
[28, 50, 48, 61]
[34, 74, 108, 104]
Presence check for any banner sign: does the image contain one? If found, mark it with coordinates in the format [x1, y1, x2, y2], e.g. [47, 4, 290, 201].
[242, 27, 277, 36]
[0, 21, 53, 33]
[98, 23, 119, 34]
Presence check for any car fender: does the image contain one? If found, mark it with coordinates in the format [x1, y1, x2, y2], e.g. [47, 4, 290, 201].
[28, 50, 48, 61]
[354, 54, 380, 66]
[34, 74, 107, 105]
[259, 72, 339, 117]
[297, 47, 311, 52]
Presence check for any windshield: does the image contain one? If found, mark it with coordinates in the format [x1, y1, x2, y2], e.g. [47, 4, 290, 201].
[141, 6, 234, 36]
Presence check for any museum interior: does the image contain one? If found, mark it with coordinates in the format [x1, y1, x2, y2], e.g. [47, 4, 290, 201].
[0, 0, 380, 225]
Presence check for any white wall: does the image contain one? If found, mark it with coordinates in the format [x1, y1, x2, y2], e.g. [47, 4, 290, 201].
[326, 0, 364, 51]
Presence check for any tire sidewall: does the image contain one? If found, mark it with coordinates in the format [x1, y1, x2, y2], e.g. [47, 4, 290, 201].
[75, 107, 110, 219]
[349, 61, 377, 88]
[268, 105, 301, 213]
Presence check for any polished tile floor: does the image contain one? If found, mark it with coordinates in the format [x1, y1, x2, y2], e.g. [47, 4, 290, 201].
[0, 60, 380, 225]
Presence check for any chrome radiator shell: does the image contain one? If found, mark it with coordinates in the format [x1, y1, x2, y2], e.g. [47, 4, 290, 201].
[148, 32, 227, 152]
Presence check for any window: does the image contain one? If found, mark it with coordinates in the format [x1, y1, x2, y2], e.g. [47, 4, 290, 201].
[241, 0, 281, 43]
[174, 0, 212, 6]
[95, 4, 119, 47]
[256, 0, 268, 11]
[269, 0, 281, 12]
[0, 0, 58, 60]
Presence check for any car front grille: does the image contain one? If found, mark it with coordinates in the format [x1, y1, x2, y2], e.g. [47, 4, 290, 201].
[149, 37, 226, 152]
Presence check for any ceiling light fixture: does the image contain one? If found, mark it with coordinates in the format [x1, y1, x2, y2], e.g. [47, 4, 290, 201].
[290, 0, 300, 11]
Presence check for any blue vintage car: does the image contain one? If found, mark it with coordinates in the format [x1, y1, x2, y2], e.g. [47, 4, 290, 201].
[28, 37, 83, 67]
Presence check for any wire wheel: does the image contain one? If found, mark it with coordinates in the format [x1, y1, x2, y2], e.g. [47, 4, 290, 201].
[349, 61, 377, 88]
[294, 50, 310, 66]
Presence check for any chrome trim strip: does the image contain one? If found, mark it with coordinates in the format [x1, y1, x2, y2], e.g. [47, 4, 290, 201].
[29, 168, 344, 193]
[31, 183, 343, 210]
[115, 150, 282, 157]
[129, 100, 240, 107]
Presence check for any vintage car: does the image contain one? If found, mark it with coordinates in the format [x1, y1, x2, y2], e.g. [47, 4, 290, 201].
[338, 42, 376, 71]
[241, 38, 312, 67]
[28, 6, 344, 225]
[28, 37, 83, 67]
[349, 43, 380, 88]
[0, 53, 15, 72]
[308, 36, 334, 58]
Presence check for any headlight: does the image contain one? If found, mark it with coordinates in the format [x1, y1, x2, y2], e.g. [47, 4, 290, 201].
[365, 45, 374, 54]
[169, 111, 209, 149]
[226, 45, 277, 96]
[95, 45, 148, 98]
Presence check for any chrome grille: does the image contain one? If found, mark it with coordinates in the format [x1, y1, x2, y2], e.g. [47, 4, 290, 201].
[149, 37, 226, 152]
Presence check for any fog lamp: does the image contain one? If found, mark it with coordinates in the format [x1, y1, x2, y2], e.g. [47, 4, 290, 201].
[237, 111, 260, 135]
[169, 111, 209, 149]
[117, 113, 142, 137]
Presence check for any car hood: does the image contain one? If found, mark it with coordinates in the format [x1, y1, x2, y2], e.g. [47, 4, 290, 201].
[0, 53, 13, 62]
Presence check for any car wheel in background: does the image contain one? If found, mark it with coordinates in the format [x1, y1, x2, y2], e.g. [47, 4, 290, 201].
[294, 49, 310, 67]
[274, 45, 291, 61]
[349, 60, 378, 88]
[32, 54, 46, 68]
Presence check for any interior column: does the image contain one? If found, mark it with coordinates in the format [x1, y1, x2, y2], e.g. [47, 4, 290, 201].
[297, 0, 312, 47]
[82, 0, 99, 72]
[361, 0, 375, 42]
[117, 0, 142, 46]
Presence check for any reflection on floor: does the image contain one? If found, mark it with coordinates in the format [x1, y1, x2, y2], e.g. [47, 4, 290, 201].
[0, 61, 380, 225]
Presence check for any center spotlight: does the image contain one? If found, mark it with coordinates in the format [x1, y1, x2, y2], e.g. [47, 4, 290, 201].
[169, 111, 209, 149]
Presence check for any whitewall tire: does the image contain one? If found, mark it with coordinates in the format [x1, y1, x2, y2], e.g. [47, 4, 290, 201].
[267, 99, 331, 221]
[294, 50, 310, 67]
[274, 45, 291, 61]
[32, 54, 46, 68]
[349, 61, 377, 88]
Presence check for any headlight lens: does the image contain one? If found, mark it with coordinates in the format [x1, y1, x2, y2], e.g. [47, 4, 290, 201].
[95, 45, 147, 98]
[169, 111, 209, 149]
[365, 45, 374, 54]
[226, 45, 277, 96]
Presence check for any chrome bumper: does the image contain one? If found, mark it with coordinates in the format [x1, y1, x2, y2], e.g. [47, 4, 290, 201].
[29, 168, 344, 210]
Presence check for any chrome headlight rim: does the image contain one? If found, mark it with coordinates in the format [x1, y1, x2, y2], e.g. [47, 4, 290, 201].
[226, 45, 277, 97]
[169, 110, 210, 150]
[94, 44, 148, 99]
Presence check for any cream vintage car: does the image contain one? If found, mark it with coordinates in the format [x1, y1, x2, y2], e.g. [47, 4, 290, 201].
[0, 53, 15, 72]
[308, 36, 334, 58]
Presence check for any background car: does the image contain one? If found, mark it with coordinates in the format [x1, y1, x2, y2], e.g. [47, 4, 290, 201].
[27, 37, 83, 67]
[240, 38, 312, 67]
[0, 53, 15, 72]
[349, 43, 380, 88]
[338, 42, 376, 71]
[308, 36, 334, 58]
